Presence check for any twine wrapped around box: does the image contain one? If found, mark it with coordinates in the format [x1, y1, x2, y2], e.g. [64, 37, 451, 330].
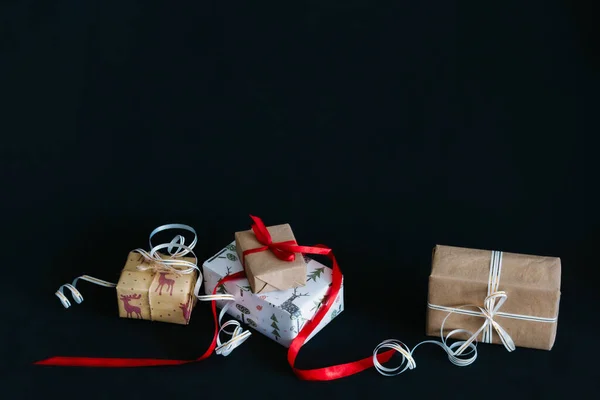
[53, 223, 251, 355]
[372, 246, 561, 376]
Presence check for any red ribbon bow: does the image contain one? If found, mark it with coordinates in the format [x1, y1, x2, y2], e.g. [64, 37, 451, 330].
[34, 215, 394, 381]
[241, 214, 298, 264]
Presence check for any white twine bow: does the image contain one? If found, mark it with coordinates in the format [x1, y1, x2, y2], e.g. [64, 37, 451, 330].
[373, 250, 557, 376]
[54, 223, 251, 356]
[428, 291, 515, 356]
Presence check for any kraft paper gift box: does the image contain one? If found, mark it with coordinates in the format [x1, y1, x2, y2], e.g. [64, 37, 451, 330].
[203, 242, 344, 347]
[235, 223, 307, 293]
[426, 245, 561, 350]
[116, 251, 198, 325]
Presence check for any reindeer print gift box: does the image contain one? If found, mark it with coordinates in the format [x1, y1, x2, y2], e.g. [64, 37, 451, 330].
[116, 252, 197, 325]
[202, 242, 344, 347]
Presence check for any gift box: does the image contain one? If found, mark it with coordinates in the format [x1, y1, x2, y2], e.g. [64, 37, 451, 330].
[235, 222, 307, 293]
[426, 245, 561, 350]
[116, 251, 198, 325]
[203, 242, 344, 347]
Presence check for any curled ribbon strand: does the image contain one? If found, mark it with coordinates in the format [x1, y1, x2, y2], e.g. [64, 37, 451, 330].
[373, 304, 481, 377]
[55, 276, 117, 309]
[374, 319, 481, 376]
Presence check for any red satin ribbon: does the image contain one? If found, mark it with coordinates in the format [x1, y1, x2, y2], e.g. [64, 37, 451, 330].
[35, 271, 246, 368]
[241, 215, 298, 264]
[35, 216, 395, 380]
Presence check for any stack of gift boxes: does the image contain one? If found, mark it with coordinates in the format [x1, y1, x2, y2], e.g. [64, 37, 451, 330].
[202, 223, 344, 347]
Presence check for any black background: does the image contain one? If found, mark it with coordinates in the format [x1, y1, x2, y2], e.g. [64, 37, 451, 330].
[2, 1, 599, 398]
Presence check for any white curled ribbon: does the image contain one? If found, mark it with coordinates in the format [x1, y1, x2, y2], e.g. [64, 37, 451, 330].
[373, 306, 480, 376]
[55, 275, 117, 309]
[54, 223, 251, 356]
[372, 340, 416, 376]
[373, 291, 520, 376]
[199, 299, 252, 356]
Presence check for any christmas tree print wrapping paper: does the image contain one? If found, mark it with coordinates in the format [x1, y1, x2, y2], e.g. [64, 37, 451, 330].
[426, 245, 561, 350]
[116, 252, 197, 325]
[235, 223, 307, 294]
[203, 242, 344, 347]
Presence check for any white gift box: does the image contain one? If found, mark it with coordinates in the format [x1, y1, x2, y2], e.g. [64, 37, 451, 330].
[202, 242, 344, 347]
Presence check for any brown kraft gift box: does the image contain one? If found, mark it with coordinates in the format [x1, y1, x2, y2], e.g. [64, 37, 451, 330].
[116, 251, 198, 325]
[235, 223, 307, 294]
[426, 245, 561, 350]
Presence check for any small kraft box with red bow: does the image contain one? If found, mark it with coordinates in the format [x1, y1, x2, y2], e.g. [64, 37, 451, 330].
[202, 242, 344, 347]
[235, 217, 307, 294]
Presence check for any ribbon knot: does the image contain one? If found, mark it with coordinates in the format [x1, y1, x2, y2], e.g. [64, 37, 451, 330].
[243, 215, 298, 264]
[134, 229, 199, 276]
[450, 291, 515, 356]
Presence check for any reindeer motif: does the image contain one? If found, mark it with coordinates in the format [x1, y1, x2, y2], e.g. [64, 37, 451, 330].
[281, 288, 309, 332]
[155, 272, 175, 296]
[179, 297, 193, 323]
[120, 294, 142, 319]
